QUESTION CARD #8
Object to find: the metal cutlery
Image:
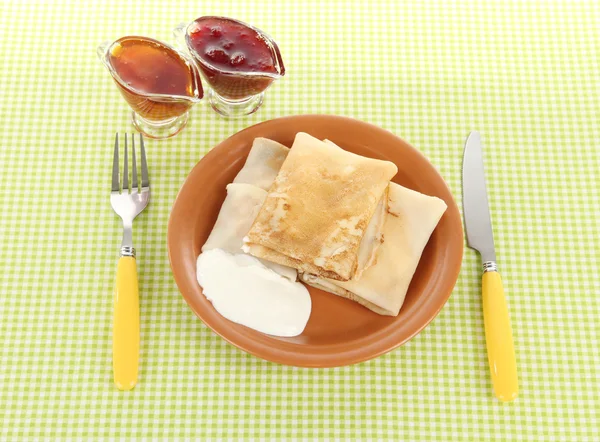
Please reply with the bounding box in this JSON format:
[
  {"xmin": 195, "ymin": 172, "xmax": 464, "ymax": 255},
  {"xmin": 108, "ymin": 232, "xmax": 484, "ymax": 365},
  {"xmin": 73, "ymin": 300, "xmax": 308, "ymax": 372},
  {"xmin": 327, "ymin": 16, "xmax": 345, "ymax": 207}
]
[
  {"xmin": 110, "ymin": 133, "xmax": 150, "ymax": 390},
  {"xmin": 462, "ymin": 131, "xmax": 518, "ymax": 402}
]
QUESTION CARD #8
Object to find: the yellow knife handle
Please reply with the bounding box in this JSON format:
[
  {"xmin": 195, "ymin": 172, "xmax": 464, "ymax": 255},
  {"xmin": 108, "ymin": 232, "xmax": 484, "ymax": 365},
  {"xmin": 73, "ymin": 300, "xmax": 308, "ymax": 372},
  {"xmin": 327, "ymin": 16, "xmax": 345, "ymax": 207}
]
[
  {"xmin": 112, "ymin": 256, "xmax": 140, "ymax": 391},
  {"xmin": 482, "ymin": 270, "xmax": 518, "ymax": 402}
]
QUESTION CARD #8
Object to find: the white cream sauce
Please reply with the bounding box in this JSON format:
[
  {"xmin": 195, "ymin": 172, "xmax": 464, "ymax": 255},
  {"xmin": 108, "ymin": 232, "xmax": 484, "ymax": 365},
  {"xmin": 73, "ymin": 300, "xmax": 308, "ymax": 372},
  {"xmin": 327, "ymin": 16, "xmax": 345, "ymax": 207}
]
[{"xmin": 196, "ymin": 249, "xmax": 311, "ymax": 337}]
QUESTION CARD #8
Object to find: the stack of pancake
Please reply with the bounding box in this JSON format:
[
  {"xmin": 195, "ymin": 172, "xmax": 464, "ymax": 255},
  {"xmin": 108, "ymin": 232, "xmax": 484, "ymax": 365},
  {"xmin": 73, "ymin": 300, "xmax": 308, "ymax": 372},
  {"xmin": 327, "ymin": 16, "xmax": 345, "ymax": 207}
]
[{"xmin": 203, "ymin": 133, "xmax": 447, "ymax": 316}]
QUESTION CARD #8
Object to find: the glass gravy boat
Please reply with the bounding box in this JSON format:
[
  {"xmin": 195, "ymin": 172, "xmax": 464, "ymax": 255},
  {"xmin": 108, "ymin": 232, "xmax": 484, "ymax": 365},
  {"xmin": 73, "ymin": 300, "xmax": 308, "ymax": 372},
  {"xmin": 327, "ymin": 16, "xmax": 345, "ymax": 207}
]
[
  {"xmin": 174, "ymin": 17, "xmax": 285, "ymax": 118},
  {"xmin": 97, "ymin": 36, "xmax": 203, "ymax": 139}
]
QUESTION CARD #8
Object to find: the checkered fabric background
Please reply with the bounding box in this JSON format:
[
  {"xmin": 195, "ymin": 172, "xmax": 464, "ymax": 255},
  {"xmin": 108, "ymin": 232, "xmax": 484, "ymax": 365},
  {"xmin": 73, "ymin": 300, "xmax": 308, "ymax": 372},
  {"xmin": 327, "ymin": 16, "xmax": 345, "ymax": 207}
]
[{"xmin": 1, "ymin": 0, "xmax": 599, "ymax": 440}]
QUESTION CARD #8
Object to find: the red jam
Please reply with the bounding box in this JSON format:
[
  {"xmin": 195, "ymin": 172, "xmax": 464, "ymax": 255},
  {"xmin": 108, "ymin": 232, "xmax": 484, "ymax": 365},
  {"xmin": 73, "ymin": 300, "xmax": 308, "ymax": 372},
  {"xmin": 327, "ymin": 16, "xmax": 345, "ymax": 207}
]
[
  {"xmin": 186, "ymin": 17, "xmax": 284, "ymax": 100},
  {"xmin": 187, "ymin": 18, "xmax": 277, "ymax": 74}
]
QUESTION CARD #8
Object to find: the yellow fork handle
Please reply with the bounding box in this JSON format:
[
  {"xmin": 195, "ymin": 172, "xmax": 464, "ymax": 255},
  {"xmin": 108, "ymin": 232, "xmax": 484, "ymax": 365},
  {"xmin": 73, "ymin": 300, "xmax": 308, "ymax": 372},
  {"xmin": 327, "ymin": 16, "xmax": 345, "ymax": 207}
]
[
  {"xmin": 482, "ymin": 271, "xmax": 518, "ymax": 402},
  {"xmin": 112, "ymin": 256, "xmax": 139, "ymax": 390}
]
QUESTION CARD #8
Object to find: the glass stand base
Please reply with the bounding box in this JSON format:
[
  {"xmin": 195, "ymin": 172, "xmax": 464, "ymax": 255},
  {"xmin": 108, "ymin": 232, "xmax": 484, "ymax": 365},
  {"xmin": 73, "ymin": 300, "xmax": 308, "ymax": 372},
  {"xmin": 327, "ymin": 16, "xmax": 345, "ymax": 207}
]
[
  {"xmin": 207, "ymin": 89, "xmax": 264, "ymax": 118},
  {"xmin": 131, "ymin": 112, "xmax": 188, "ymax": 139}
]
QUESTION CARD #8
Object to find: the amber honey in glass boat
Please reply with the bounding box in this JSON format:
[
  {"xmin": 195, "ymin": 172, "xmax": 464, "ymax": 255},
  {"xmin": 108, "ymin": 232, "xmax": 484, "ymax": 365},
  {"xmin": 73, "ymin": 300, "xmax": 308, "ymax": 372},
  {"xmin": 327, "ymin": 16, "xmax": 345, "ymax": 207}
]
[{"xmin": 98, "ymin": 36, "xmax": 203, "ymax": 139}]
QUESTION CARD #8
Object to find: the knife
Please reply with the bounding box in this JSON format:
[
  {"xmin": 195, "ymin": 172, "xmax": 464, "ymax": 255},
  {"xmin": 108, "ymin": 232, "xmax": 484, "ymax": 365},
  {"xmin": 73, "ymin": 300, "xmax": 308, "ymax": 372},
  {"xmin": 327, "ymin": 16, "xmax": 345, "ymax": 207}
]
[{"xmin": 462, "ymin": 131, "xmax": 518, "ymax": 402}]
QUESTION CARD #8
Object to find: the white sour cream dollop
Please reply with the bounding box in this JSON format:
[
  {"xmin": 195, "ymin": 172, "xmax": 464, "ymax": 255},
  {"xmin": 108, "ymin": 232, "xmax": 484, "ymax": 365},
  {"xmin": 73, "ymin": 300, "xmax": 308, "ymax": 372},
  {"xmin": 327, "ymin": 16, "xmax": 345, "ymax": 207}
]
[{"xmin": 196, "ymin": 249, "xmax": 311, "ymax": 337}]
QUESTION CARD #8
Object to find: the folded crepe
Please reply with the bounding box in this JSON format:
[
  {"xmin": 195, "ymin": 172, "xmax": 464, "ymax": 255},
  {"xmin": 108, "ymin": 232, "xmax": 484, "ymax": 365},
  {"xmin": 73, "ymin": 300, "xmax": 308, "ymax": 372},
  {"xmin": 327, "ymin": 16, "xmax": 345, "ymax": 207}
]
[
  {"xmin": 234, "ymin": 135, "xmax": 385, "ymax": 278},
  {"xmin": 232, "ymin": 137, "xmax": 290, "ymax": 191},
  {"xmin": 301, "ymin": 183, "xmax": 447, "ymax": 316},
  {"xmin": 244, "ymin": 132, "xmax": 398, "ymax": 281},
  {"xmin": 202, "ymin": 183, "xmax": 297, "ymax": 281},
  {"xmin": 355, "ymin": 189, "xmax": 387, "ymax": 279},
  {"xmin": 323, "ymin": 140, "xmax": 387, "ymax": 280}
]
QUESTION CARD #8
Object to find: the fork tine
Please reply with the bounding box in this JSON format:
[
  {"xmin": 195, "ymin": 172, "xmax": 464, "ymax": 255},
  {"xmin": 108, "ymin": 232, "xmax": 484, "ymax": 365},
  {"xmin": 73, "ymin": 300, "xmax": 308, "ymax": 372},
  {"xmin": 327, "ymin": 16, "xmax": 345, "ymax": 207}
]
[
  {"xmin": 112, "ymin": 133, "xmax": 120, "ymax": 192},
  {"xmin": 131, "ymin": 134, "xmax": 138, "ymax": 193},
  {"xmin": 140, "ymin": 134, "xmax": 150, "ymax": 189},
  {"xmin": 123, "ymin": 133, "xmax": 129, "ymax": 193}
]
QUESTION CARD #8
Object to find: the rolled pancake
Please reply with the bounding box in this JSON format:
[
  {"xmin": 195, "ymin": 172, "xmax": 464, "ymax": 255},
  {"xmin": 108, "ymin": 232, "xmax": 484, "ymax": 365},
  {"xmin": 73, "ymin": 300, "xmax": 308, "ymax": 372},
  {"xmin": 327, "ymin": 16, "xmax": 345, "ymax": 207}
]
[
  {"xmin": 323, "ymin": 140, "xmax": 387, "ymax": 280},
  {"xmin": 202, "ymin": 183, "xmax": 297, "ymax": 281},
  {"xmin": 301, "ymin": 183, "xmax": 447, "ymax": 316},
  {"xmin": 245, "ymin": 132, "xmax": 398, "ymax": 281},
  {"xmin": 355, "ymin": 189, "xmax": 387, "ymax": 279},
  {"xmin": 232, "ymin": 137, "xmax": 289, "ymax": 191}
]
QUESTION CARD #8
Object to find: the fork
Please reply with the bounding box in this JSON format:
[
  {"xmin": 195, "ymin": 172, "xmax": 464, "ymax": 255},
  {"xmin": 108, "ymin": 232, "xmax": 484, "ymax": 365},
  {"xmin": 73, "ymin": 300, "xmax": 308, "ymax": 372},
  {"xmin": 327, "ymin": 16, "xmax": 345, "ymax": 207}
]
[{"xmin": 110, "ymin": 133, "xmax": 150, "ymax": 390}]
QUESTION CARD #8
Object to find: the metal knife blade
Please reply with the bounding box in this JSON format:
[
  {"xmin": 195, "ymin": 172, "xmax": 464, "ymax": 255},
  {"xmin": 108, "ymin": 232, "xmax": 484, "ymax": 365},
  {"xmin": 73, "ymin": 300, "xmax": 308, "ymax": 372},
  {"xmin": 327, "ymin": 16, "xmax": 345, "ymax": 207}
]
[{"xmin": 462, "ymin": 131, "xmax": 496, "ymax": 263}]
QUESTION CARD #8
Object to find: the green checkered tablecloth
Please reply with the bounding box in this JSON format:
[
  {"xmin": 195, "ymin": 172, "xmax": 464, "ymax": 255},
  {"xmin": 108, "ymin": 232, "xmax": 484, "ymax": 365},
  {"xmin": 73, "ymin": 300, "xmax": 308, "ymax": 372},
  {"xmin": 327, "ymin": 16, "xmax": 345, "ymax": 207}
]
[{"xmin": 1, "ymin": 0, "xmax": 599, "ymax": 440}]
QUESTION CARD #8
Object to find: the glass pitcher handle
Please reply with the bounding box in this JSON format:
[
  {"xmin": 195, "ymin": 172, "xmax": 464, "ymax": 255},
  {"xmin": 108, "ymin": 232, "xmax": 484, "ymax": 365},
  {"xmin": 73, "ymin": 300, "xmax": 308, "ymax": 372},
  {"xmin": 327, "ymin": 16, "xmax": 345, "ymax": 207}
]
[
  {"xmin": 96, "ymin": 41, "xmax": 113, "ymax": 70},
  {"xmin": 172, "ymin": 23, "xmax": 189, "ymax": 52},
  {"xmin": 97, "ymin": 41, "xmax": 111, "ymax": 61}
]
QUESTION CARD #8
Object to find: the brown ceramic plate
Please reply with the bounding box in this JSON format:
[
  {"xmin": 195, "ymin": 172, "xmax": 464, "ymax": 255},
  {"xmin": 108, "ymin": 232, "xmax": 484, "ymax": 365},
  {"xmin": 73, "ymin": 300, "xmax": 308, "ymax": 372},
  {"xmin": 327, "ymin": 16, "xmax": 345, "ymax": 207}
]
[{"xmin": 168, "ymin": 115, "xmax": 463, "ymax": 367}]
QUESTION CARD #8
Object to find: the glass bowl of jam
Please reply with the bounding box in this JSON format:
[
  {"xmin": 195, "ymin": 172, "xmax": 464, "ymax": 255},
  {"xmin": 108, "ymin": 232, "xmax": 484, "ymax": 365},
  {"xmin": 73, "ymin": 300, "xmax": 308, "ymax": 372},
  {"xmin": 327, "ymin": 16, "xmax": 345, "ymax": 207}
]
[
  {"xmin": 174, "ymin": 17, "xmax": 285, "ymax": 118},
  {"xmin": 97, "ymin": 36, "xmax": 204, "ymax": 139}
]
